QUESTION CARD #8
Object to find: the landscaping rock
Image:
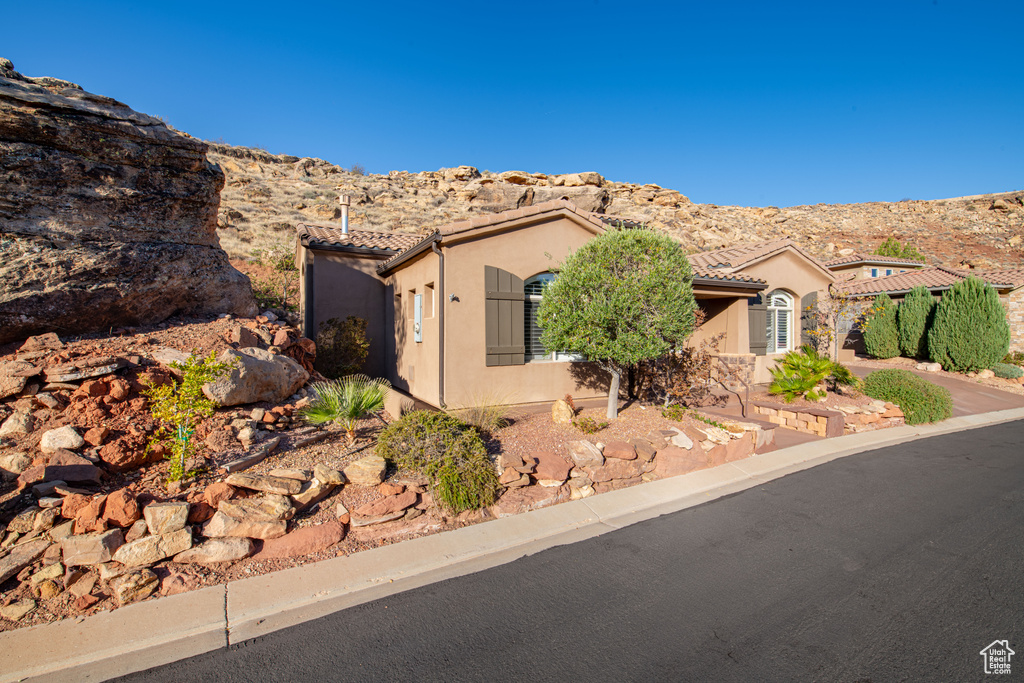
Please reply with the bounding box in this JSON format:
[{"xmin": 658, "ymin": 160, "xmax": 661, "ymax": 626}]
[
  {"xmin": 603, "ymin": 441, "xmax": 637, "ymax": 460},
  {"xmin": 40, "ymin": 425, "xmax": 86, "ymax": 453},
  {"xmin": 61, "ymin": 493, "xmax": 91, "ymax": 520},
  {"xmin": 723, "ymin": 434, "xmax": 755, "ymax": 462},
  {"xmin": 978, "ymin": 369, "xmax": 995, "ymax": 379},
  {"xmin": 36, "ymin": 578, "xmax": 62, "ymax": 600},
  {"xmin": 219, "ymin": 495, "xmax": 295, "ymax": 521},
  {"xmin": 354, "ymin": 491, "xmax": 418, "ymax": 517},
  {"xmin": 670, "ymin": 430, "xmax": 694, "ymax": 449},
  {"xmin": 143, "ymin": 501, "xmax": 190, "ymax": 535},
  {"xmin": 491, "ymin": 485, "xmax": 571, "ymax": 517},
  {"xmin": 30, "ymin": 561, "xmax": 64, "ymax": 584},
  {"xmin": 350, "ymin": 511, "xmax": 406, "ymax": 527},
  {"xmin": 102, "ymin": 488, "xmax": 141, "ymax": 528},
  {"xmin": 62, "ymin": 529, "xmax": 124, "ymax": 566},
  {"xmin": 0, "ymin": 452, "xmax": 32, "ymax": 480},
  {"xmin": 0, "ymin": 538, "xmax": 51, "ymax": 584},
  {"xmin": 49, "ymin": 520, "xmax": 74, "ymax": 542},
  {"xmin": 112, "ymin": 528, "xmax": 192, "ymax": 567},
  {"xmin": 203, "ymin": 511, "xmax": 287, "ymax": 540},
  {"xmin": 251, "ymin": 520, "xmax": 346, "ymax": 560},
  {"xmin": 74, "ymin": 495, "xmax": 108, "ymax": 534},
  {"xmin": 531, "ymin": 451, "xmax": 572, "ymax": 483},
  {"xmin": 204, "ymin": 429, "xmax": 237, "ymax": 453},
  {"xmin": 343, "ymin": 455, "xmax": 386, "ymax": 486},
  {"xmin": 567, "ymin": 440, "xmax": 603, "ymax": 468},
  {"xmin": 203, "ymin": 482, "xmax": 239, "ymax": 507},
  {"xmin": 33, "ymin": 507, "xmax": 60, "ymax": 532},
  {"xmin": 646, "ymin": 429, "xmax": 678, "ymax": 449},
  {"xmin": 202, "ymin": 347, "xmax": 309, "ymax": 406},
  {"xmin": 653, "ymin": 446, "xmax": 706, "ymax": 478},
  {"xmin": 629, "ymin": 438, "xmax": 658, "ymax": 462},
  {"xmin": 269, "ymin": 468, "xmax": 312, "ymax": 481},
  {"xmin": 313, "ymin": 463, "xmax": 344, "ymax": 485},
  {"xmin": 916, "ymin": 362, "xmax": 942, "ymax": 372},
  {"xmin": 291, "ymin": 480, "xmax": 337, "ymax": 511},
  {"xmin": 0, "ymin": 411, "xmax": 34, "ymax": 436},
  {"xmin": 125, "ymin": 518, "xmax": 149, "ymax": 543},
  {"xmin": 586, "ymin": 458, "xmax": 645, "ymax": 483},
  {"xmin": 112, "ymin": 569, "xmax": 159, "ymax": 605},
  {"xmin": 224, "ymin": 472, "xmax": 303, "ymax": 495},
  {"xmin": 0, "ymin": 600, "xmax": 36, "ymax": 621},
  {"xmin": 173, "ymin": 537, "xmax": 254, "ymax": 564},
  {"xmin": 9, "ymin": 506, "xmax": 41, "ymax": 533},
  {"xmin": 551, "ymin": 399, "xmax": 574, "ymax": 425}
]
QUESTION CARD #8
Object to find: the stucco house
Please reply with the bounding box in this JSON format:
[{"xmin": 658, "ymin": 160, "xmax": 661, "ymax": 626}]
[
  {"xmin": 296, "ymin": 201, "xmax": 837, "ymax": 409},
  {"xmin": 838, "ymin": 266, "xmax": 1024, "ymax": 353},
  {"xmin": 824, "ymin": 252, "xmax": 928, "ymax": 281}
]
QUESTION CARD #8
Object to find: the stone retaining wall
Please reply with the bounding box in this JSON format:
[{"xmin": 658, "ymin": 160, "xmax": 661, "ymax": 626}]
[{"xmin": 750, "ymin": 401, "xmax": 845, "ymax": 438}]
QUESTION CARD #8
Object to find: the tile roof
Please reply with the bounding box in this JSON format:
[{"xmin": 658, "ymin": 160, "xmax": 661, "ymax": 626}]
[
  {"xmin": 839, "ymin": 266, "xmax": 1023, "ymax": 296},
  {"xmin": 590, "ymin": 213, "xmax": 648, "ymax": 229},
  {"xmin": 436, "ymin": 199, "xmax": 608, "ymax": 237},
  {"xmin": 688, "ymin": 261, "xmax": 767, "ymax": 286},
  {"xmin": 824, "ymin": 253, "xmax": 929, "ymax": 267},
  {"xmin": 296, "ymin": 224, "xmax": 423, "ymax": 253},
  {"xmin": 688, "ymin": 238, "xmax": 834, "ymax": 280}
]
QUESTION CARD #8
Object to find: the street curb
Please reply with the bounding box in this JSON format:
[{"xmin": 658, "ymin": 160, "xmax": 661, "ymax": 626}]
[{"xmin": 4, "ymin": 406, "xmax": 1023, "ymax": 682}]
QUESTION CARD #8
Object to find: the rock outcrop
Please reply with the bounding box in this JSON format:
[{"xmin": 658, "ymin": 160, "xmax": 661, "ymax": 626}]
[{"xmin": 0, "ymin": 58, "xmax": 256, "ymax": 344}]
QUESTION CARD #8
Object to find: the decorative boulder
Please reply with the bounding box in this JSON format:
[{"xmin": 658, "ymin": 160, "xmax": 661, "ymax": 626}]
[{"xmin": 202, "ymin": 347, "xmax": 309, "ymax": 407}]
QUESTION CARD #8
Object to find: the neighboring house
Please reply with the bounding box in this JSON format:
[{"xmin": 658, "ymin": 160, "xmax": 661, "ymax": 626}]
[
  {"xmin": 296, "ymin": 202, "xmax": 835, "ymax": 409},
  {"xmin": 825, "ymin": 253, "xmax": 928, "ymax": 281},
  {"xmin": 838, "ymin": 266, "xmax": 1024, "ymax": 353}
]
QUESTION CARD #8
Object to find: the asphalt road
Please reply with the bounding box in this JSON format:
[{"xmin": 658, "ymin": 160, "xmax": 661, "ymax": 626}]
[{"xmin": 120, "ymin": 421, "xmax": 1024, "ymax": 682}]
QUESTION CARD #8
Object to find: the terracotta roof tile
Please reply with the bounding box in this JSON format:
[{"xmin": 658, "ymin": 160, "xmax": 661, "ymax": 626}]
[
  {"xmin": 824, "ymin": 253, "xmax": 929, "ymax": 267},
  {"xmin": 297, "ymin": 224, "xmax": 423, "ymax": 253},
  {"xmin": 688, "ymin": 261, "xmax": 767, "ymax": 286},
  {"xmin": 975, "ymin": 269, "xmax": 1024, "ymax": 288},
  {"xmin": 689, "ymin": 238, "xmax": 796, "ymax": 270},
  {"xmin": 836, "ymin": 265, "xmax": 1018, "ymax": 296},
  {"xmin": 437, "ymin": 199, "xmax": 607, "ymax": 237}
]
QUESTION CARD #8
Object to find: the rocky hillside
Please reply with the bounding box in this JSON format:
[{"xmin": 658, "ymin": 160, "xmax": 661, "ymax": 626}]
[
  {"xmin": 0, "ymin": 60, "xmax": 256, "ymax": 344},
  {"xmin": 210, "ymin": 144, "xmax": 1024, "ymax": 270}
]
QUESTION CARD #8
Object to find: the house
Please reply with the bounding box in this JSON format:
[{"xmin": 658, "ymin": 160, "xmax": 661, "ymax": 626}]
[
  {"xmin": 838, "ymin": 266, "xmax": 1024, "ymax": 352},
  {"xmin": 296, "ymin": 202, "xmax": 837, "ymax": 410},
  {"xmin": 825, "ymin": 253, "xmax": 928, "ymax": 281}
]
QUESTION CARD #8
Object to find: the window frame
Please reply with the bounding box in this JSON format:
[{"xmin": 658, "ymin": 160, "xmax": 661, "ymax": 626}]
[
  {"xmin": 523, "ymin": 273, "xmax": 583, "ymax": 363},
  {"xmin": 766, "ymin": 289, "xmax": 794, "ymax": 354}
]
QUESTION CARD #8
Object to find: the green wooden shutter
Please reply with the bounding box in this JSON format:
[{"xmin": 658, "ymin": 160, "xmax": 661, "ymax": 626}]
[
  {"xmin": 485, "ymin": 266, "xmax": 525, "ymax": 366},
  {"xmin": 748, "ymin": 293, "xmax": 768, "ymax": 356},
  {"xmin": 800, "ymin": 291, "xmax": 818, "ymax": 348}
]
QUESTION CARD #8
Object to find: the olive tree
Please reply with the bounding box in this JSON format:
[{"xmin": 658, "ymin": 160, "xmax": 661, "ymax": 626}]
[{"xmin": 537, "ymin": 228, "xmax": 697, "ymax": 419}]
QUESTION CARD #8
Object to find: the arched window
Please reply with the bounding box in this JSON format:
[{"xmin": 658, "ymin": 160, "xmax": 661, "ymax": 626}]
[
  {"xmin": 524, "ymin": 273, "xmax": 581, "ymax": 362},
  {"xmin": 766, "ymin": 290, "xmax": 793, "ymax": 354}
]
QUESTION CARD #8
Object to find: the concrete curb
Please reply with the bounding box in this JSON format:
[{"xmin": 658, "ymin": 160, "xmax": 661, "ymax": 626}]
[{"xmin": 4, "ymin": 406, "xmax": 1023, "ymax": 682}]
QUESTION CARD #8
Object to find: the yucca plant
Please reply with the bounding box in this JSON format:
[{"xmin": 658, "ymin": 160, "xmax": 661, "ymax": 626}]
[{"xmin": 301, "ymin": 375, "xmax": 391, "ymax": 443}]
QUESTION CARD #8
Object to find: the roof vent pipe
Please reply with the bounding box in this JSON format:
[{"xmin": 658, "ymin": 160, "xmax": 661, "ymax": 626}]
[{"xmin": 338, "ymin": 194, "xmax": 351, "ymax": 234}]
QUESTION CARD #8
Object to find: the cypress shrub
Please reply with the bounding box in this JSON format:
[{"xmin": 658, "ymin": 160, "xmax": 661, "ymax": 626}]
[
  {"xmin": 928, "ymin": 276, "xmax": 1010, "ymax": 372},
  {"xmin": 862, "ymin": 369, "xmax": 952, "ymax": 424},
  {"xmin": 863, "ymin": 293, "xmax": 900, "ymax": 359},
  {"xmin": 897, "ymin": 286, "xmax": 937, "ymax": 359}
]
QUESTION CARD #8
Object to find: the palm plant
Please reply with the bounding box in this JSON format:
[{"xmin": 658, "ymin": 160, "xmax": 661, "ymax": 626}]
[
  {"xmin": 768, "ymin": 345, "xmax": 834, "ymax": 402},
  {"xmin": 301, "ymin": 375, "xmax": 391, "ymax": 443}
]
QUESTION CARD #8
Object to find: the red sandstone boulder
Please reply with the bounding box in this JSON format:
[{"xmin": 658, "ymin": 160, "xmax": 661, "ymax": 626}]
[
  {"xmin": 203, "ymin": 482, "xmax": 238, "ymax": 508},
  {"xmin": 653, "ymin": 446, "xmax": 707, "ymax": 479},
  {"xmin": 354, "ymin": 491, "xmax": 418, "ymax": 517},
  {"xmin": 251, "ymin": 520, "xmax": 346, "ymax": 560},
  {"xmin": 102, "ymin": 488, "xmax": 141, "ymax": 527},
  {"xmin": 531, "ymin": 451, "xmax": 572, "ymax": 482},
  {"xmin": 603, "ymin": 441, "xmax": 637, "ymax": 460}
]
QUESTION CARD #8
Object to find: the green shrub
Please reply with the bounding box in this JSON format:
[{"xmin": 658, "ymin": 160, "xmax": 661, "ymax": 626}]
[
  {"xmin": 301, "ymin": 375, "xmax": 390, "ymax": 443},
  {"xmin": 768, "ymin": 345, "xmax": 861, "ymax": 402},
  {"xmin": 376, "ymin": 411, "xmax": 498, "ymax": 513},
  {"xmin": 863, "ymin": 293, "xmax": 900, "ymax": 359},
  {"xmin": 573, "ymin": 416, "xmax": 609, "ymax": 433},
  {"xmin": 315, "ymin": 316, "xmax": 370, "ymax": 379},
  {"xmin": 928, "ymin": 276, "xmax": 1011, "ymax": 372},
  {"xmin": 897, "ymin": 286, "xmax": 937, "ymax": 359},
  {"xmin": 874, "ymin": 237, "xmax": 926, "ymax": 262},
  {"xmin": 992, "ymin": 362, "xmax": 1024, "ymax": 379},
  {"xmin": 1003, "ymin": 351, "xmax": 1024, "ymax": 367},
  {"xmin": 862, "ymin": 369, "xmax": 952, "ymax": 424},
  {"xmin": 452, "ymin": 393, "xmax": 512, "ymax": 437}
]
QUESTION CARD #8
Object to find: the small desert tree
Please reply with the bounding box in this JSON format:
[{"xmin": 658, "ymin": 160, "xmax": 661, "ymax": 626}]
[
  {"xmin": 874, "ymin": 237, "xmax": 926, "ymax": 263},
  {"xmin": 537, "ymin": 227, "xmax": 697, "ymax": 420},
  {"xmin": 803, "ymin": 283, "xmax": 863, "ymax": 362},
  {"xmin": 928, "ymin": 276, "xmax": 1010, "ymax": 372},
  {"xmin": 897, "ymin": 285, "xmax": 937, "ymax": 359},
  {"xmin": 862, "ymin": 293, "xmax": 900, "ymax": 359}
]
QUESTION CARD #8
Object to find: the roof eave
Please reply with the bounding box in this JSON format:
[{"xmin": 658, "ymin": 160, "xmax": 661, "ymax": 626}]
[{"xmin": 377, "ymin": 232, "xmax": 441, "ymax": 275}]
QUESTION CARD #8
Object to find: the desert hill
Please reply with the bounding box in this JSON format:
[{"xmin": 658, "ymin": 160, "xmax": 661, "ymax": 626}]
[{"xmin": 208, "ymin": 143, "xmax": 1024, "ymax": 270}]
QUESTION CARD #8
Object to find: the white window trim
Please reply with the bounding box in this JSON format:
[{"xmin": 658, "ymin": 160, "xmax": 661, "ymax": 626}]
[
  {"xmin": 766, "ymin": 290, "xmax": 793, "ymax": 354},
  {"xmin": 524, "ymin": 273, "xmax": 582, "ymax": 363}
]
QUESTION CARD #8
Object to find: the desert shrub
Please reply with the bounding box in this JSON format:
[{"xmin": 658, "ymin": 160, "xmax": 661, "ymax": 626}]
[
  {"xmin": 873, "ymin": 237, "xmax": 926, "ymax": 262},
  {"xmin": 928, "ymin": 276, "xmax": 1011, "ymax": 372},
  {"xmin": 639, "ymin": 309, "xmax": 725, "ymax": 408},
  {"xmin": 992, "ymin": 362, "xmax": 1024, "ymax": 379},
  {"xmin": 768, "ymin": 345, "xmax": 860, "ymax": 402},
  {"xmin": 250, "ymin": 246, "xmax": 299, "ymax": 312},
  {"xmin": 376, "ymin": 411, "xmax": 498, "ymax": 513},
  {"xmin": 897, "ymin": 286, "xmax": 937, "ymax": 359},
  {"xmin": 452, "ymin": 393, "xmax": 511, "ymax": 437},
  {"xmin": 1002, "ymin": 351, "xmax": 1024, "ymax": 367},
  {"xmin": 863, "ymin": 293, "xmax": 900, "ymax": 359},
  {"xmin": 573, "ymin": 416, "xmax": 609, "ymax": 433},
  {"xmin": 301, "ymin": 375, "xmax": 390, "ymax": 443},
  {"xmin": 862, "ymin": 369, "xmax": 952, "ymax": 424},
  {"xmin": 144, "ymin": 352, "xmax": 233, "ymax": 482},
  {"xmin": 316, "ymin": 316, "xmax": 370, "ymax": 379}
]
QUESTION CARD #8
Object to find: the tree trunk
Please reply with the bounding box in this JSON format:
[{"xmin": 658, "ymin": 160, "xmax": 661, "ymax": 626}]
[{"xmin": 606, "ymin": 368, "xmax": 620, "ymax": 420}]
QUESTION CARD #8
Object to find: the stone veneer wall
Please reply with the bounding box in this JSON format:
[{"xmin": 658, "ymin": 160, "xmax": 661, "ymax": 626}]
[
  {"xmin": 751, "ymin": 401, "xmax": 845, "ymax": 438},
  {"xmin": 716, "ymin": 353, "xmax": 756, "ymax": 392}
]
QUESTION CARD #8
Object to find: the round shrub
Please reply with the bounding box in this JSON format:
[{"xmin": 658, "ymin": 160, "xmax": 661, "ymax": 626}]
[
  {"xmin": 863, "ymin": 293, "xmax": 900, "ymax": 359},
  {"xmin": 862, "ymin": 369, "xmax": 952, "ymax": 425},
  {"xmin": 992, "ymin": 362, "xmax": 1024, "ymax": 379},
  {"xmin": 897, "ymin": 286, "xmax": 937, "ymax": 359},
  {"xmin": 375, "ymin": 411, "xmax": 499, "ymax": 513},
  {"xmin": 928, "ymin": 276, "xmax": 1010, "ymax": 372}
]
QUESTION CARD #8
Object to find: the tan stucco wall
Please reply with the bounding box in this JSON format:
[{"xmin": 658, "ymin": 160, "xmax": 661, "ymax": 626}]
[
  {"xmin": 385, "ymin": 250, "xmax": 442, "ymax": 406},
  {"xmin": 692, "ymin": 296, "xmax": 749, "ymax": 354},
  {"xmin": 829, "ymin": 263, "xmax": 918, "ymax": 281},
  {"xmin": 301, "ymin": 248, "xmax": 390, "ymax": 378},
  {"xmin": 743, "ymin": 251, "xmax": 835, "ymax": 384},
  {"xmin": 437, "ymin": 215, "xmax": 608, "ymax": 409}
]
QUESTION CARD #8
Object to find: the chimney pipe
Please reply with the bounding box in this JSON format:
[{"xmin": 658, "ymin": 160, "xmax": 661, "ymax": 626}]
[{"xmin": 338, "ymin": 194, "xmax": 351, "ymax": 234}]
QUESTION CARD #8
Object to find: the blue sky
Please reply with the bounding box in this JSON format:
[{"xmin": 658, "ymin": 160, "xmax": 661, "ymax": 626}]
[{"xmin": 5, "ymin": 1, "xmax": 1021, "ymax": 207}]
